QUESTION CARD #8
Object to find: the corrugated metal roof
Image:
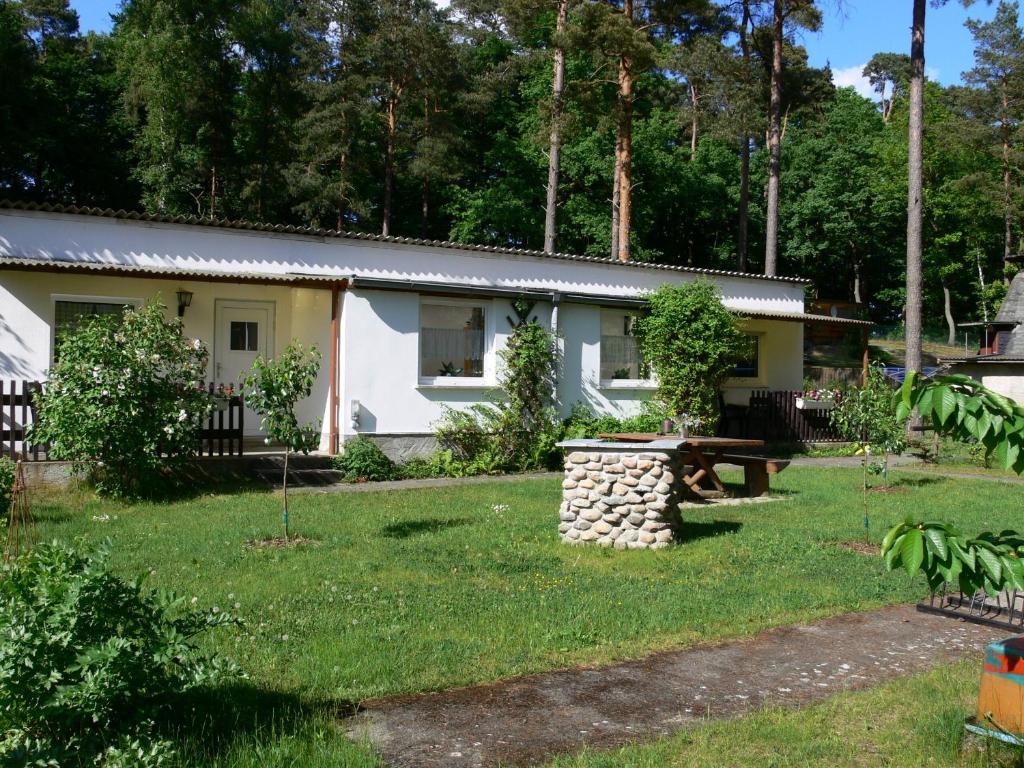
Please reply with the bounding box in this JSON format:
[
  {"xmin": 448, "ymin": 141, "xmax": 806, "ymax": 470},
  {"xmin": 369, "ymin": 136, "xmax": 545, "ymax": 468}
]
[
  {"xmin": 743, "ymin": 309, "xmax": 873, "ymax": 326},
  {"xmin": 0, "ymin": 255, "xmax": 345, "ymax": 287},
  {"xmin": 0, "ymin": 199, "xmax": 809, "ymax": 285}
]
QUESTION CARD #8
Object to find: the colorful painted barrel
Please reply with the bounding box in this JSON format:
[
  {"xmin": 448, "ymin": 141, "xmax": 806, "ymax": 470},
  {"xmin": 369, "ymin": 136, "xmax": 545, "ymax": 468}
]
[{"xmin": 979, "ymin": 636, "xmax": 1024, "ymax": 734}]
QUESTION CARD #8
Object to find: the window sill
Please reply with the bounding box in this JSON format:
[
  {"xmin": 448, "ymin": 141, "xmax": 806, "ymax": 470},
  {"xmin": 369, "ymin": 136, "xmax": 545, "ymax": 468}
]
[
  {"xmin": 417, "ymin": 377, "xmax": 498, "ymax": 389},
  {"xmin": 599, "ymin": 379, "xmax": 659, "ymax": 391}
]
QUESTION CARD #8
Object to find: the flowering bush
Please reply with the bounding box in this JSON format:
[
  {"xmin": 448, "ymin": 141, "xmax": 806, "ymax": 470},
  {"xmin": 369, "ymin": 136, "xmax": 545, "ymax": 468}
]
[
  {"xmin": 0, "ymin": 540, "xmax": 240, "ymax": 766},
  {"xmin": 31, "ymin": 302, "xmax": 211, "ymax": 498}
]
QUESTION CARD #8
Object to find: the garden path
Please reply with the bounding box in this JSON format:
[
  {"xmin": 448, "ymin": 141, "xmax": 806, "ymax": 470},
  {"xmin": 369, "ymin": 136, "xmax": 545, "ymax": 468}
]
[{"xmin": 349, "ymin": 604, "xmax": 1003, "ymax": 767}]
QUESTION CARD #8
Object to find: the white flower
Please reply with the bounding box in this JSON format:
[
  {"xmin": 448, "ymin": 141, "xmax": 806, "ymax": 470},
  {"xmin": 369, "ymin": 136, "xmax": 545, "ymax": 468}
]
[
  {"xmin": 163, "ymin": 425, "xmax": 174, "ymax": 435},
  {"xmin": 492, "ymin": 503, "xmax": 509, "ymax": 514},
  {"xmin": 91, "ymin": 514, "xmax": 110, "ymax": 523},
  {"xmin": 178, "ymin": 409, "xmax": 188, "ymax": 422}
]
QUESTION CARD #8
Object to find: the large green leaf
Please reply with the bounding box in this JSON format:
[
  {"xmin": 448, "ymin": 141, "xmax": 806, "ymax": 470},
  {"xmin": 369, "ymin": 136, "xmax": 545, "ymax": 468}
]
[
  {"xmin": 923, "ymin": 527, "xmax": 948, "ymax": 561},
  {"xmin": 901, "ymin": 529, "xmax": 925, "ymax": 577},
  {"xmin": 994, "ymin": 437, "xmax": 1020, "ymax": 471},
  {"xmin": 884, "ymin": 533, "xmax": 907, "ymax": 571},
  {"xmin": 951, "ymin": 540, "xmax": 976, "ymax": 571},
  {"xmin": 917, "ymin": 387, "xmax": 935, "ymax": 418},
  {"xmin": 902, "ymin": 372, "xmax": 918, "ymax": 409},
  {"xmin": 977, "ymin": 546, "xmax": 1003, "ymax": 584},
  {"xmin": 934, "ymin": 386, "xmax": 956, "ymax": 425}
]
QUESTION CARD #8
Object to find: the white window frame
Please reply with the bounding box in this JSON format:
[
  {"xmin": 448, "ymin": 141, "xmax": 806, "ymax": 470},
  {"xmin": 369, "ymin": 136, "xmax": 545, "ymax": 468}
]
[
  {"xmin": 51, "ymin": 294, "xmax": 144, "ymax": 364},
  {"xmin": 724, "ymin": 331, "xmax": 766, "ymax": 387},
  {"xmin": 598, "ymin": 308, "xmax": 657, "ymax": 390},
  {"xmin": 417, "ymin": 296, "xmax": 497, "ymax": 388}
]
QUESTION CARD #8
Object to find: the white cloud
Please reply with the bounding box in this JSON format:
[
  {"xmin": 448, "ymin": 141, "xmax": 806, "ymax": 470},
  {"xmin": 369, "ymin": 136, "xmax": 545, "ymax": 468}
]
[{"xmin": 832, "ymin": 64, "xmax": 876, "ymax": 99}]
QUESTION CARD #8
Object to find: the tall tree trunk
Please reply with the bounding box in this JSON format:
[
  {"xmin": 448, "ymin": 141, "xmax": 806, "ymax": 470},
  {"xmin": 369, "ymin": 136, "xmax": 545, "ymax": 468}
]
[
  {"xmin": 942, "ymin": 282, "xmax": 955, "ymax": 347},
  {"xmin": 737, "ymin": 0, "xmax": 751, "ymax": 272},
  {"xmin": 905, "ymin": 0, "xmax": 926, "ymax": 376},
  {"xmin": 763, "ymin": 0, "xmax": 783, "ymax": 277},
  {"xmin": 689, "ymin": 82, "xmax": 699, "ymax": 159},
  {"xmin": 421, "ymin": 177, "xmax": 430, "ymax": 238},
  {"xmin": 1003, "ymin": 89, "xmax": 1013, "ymax": 283},
  {"xmin": 611, "ymin": 137, "xmax": 621, "ymax": 259},
  {"xmin": 383, "ymin": 94, "xmax": 398, "ymax": 237},
  {"xmin": 337, "ymin": 150, "xmax": 348, "ymax": 232},
  {"xmin": 210, "ymin": 165, "xmax": 217, "ymax": 220},
  {"xmin": 544, "ymin": 0, "xmax": 568, "ymax": 253},
  {"xmin": 615, "ymin": 0, "xmax": 634, "ymax": 262}
]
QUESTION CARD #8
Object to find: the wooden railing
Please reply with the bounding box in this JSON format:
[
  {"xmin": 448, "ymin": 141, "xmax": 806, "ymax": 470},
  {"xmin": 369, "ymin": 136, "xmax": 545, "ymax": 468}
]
[
  {"xmin": 197, "ymin": 382, "xmax": 245, "ymax": 457},
  {"xmin": 1, "ymin": 380, "xmax": 44, "ymax": 460},
  {"xmin": 1, "ymin": 380, "xmax": 245, "ymax": 460}
]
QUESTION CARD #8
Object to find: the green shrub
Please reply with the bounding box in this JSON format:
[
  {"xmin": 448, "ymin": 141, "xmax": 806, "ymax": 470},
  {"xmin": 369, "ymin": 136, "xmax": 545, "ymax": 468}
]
[
  {"xmin": 398, "ymin": 449, "xmax": 470, "ymax": 479},
  {"xmin": 632, "ymin": 281, "xmax": 747, "ymax": 427},
  {"xmin": 561, "ymin": 401, "xmax": 671, "ymax": 439},
  {"xmin": 31, "ymin": 302, "xmax": 211, "ymax": 498},
  {"xmin": 0, "ymin": 540, "xmax": 239, "ymax": 766},
  {"xmin": 334, "ymin": 436, "xmax": 396, "ymax": 481},
  {"xmin": 0, "ymin": 457, "xmax": 14, "ymax": 517}
]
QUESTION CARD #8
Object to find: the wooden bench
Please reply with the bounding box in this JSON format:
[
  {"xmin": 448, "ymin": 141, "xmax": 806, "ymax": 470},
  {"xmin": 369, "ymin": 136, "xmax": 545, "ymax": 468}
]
[{"xmin": 719, "ymin": 454, "xmax": 790, "ymax": 497}]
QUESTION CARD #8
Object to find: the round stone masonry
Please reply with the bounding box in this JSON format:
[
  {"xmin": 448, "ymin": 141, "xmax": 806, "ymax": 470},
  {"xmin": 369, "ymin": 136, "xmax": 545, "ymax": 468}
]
[{"xmin": 556, "ymin": 438, "xmax": 686, "ymax": 550}]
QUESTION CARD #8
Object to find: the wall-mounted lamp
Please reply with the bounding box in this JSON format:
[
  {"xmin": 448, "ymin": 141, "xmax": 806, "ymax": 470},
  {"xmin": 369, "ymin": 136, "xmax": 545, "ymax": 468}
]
[{"xmin": 176, "ymin": 289, "xmax": 193, "ymax": 318}]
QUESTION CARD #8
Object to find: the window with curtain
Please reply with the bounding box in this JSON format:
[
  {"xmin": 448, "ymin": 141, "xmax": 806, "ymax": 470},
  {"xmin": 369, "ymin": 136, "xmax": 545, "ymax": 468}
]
[
  {"xmin": 420, "ymin": 302, "xmax": 486, "ymax": 378},
  {"xmin": 600, "ymin": 309, "xmax": 648, "ymax": 381}
]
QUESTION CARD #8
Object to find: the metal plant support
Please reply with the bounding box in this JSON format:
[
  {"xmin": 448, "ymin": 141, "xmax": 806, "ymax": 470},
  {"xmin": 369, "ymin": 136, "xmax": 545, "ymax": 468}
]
[
  {"xmin": 918, "ymin": 586, "xmax": 1024, "ymax": 632},
  {"xmin": 5, "ymin": 460, "xmax": 35, "ymax": 561}
]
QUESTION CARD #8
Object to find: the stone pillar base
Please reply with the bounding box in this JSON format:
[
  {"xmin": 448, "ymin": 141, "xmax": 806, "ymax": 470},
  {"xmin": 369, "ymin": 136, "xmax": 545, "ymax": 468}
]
[{"xmin": 558, "ymin": 448, "xmax": 684, "ymax": 550}]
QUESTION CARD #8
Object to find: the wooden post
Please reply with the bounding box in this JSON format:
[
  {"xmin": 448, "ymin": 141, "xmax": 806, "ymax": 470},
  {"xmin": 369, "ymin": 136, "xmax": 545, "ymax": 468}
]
[
  {"xmin": 329, "ymin": 283, "xmax": 341, "ymax": 455},
  {"xmin": 861, "ymin": 326, "xmax": 869, "ymax": 386}
]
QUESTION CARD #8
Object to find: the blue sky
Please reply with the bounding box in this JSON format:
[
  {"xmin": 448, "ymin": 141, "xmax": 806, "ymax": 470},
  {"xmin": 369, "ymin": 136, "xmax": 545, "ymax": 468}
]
[{"xmin": 69, "ymin": 0, "xmax": 998, "ymax": 93}]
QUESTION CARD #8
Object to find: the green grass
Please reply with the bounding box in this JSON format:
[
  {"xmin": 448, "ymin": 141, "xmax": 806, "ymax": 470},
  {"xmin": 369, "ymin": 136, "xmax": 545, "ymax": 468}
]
[
  {"xmin": 28, "ymin": 467, "xmax": 1024, "ymax": 765},
  {"xmin": 546, "ymin": 661, "xmax": 1024, "ymax": 767}
]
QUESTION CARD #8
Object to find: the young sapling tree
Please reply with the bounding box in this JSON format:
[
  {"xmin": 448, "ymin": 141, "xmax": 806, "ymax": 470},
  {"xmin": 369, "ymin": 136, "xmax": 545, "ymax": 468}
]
[{"xmin": 243, "ymin": 342, "xmax": 322, "ymax": 540}]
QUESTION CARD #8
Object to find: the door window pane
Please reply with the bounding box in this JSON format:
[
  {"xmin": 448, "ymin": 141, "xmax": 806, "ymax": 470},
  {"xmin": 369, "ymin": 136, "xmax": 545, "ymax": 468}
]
[
  {"xmin": 733, "ymin": 334, "xmax": 760, "ymax": 377},
  {"xmin": 420, "ymin": 304, "xmax": 486, "ymax": 377},
  {"xmin": 230, "ymin": 321, "xmax": 259, "ymax": 352},
  {"xmin": 600, "ymin": 310, "xmax": 647, "ymax": 380}
]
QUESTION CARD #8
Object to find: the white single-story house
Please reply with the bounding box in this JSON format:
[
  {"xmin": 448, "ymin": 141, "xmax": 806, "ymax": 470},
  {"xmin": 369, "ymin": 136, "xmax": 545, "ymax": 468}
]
[{"xmin": 0, "ymin": 201, "xmax": 867, "ymax": 459}]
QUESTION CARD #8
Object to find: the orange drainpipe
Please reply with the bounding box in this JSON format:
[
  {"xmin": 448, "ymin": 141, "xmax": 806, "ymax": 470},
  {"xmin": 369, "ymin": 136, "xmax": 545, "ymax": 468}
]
[{"xmin": 329, "ymin": 282, "xmax": 344, "ymax": 455}]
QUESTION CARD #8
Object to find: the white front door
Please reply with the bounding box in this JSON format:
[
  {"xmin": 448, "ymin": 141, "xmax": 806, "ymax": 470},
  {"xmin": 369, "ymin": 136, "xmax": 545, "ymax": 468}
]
[{"xmin": 214, "ymin": 300, "xmax": 274, "ymax": 434}]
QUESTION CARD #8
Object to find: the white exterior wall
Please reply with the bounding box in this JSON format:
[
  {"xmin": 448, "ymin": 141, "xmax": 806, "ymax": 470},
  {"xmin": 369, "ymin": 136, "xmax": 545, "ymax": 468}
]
[
  {"xmin": 0, "ymin": 271, "xmax": 335, "ymax": 444},
  {"xmin": 953, "ymin": 365, "xmax": 1024, "ymax": 404}
]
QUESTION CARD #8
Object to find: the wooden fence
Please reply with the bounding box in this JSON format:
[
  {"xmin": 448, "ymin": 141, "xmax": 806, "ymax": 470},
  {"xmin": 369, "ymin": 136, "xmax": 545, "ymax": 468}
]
[
  {"xmin": 1, "ymin": 380, "xmax": 245, "ymax": 460},
  {"xmin": 742, "ymin": 389, "xmax": 845, "ymax": 443}
]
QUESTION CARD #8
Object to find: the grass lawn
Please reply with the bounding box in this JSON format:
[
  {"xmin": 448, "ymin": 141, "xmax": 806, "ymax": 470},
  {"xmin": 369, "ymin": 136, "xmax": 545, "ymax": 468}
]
[
  {"xmin": 28, "ymin": 466, "xmax": 1024, "ymax": 766},
  {"xmin": 546, "ymin": 661, "xmax": 1024, "ymax": 767}
]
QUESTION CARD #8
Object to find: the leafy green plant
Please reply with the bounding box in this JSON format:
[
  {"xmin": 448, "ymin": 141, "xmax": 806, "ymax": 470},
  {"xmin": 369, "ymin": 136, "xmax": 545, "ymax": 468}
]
[
  {"xmin": 561, "ymin": 401, "xmax": 672, "ymax": 439},
  {"xmin": 0, "ymin": 540, "xmax": 239, "ymax": 766},
  {"xmin": 896, "ymin": 371, "xmax": 1024, "ymax": 473},
  {"xmin": 830, "ymin": 366, "xmax": 906, "ymax": 539},
  {"xmin": 433, "ymin": 318, "xmax": 559, "ymax": 473},
  {"xmin": 881, "ymin": 519, "xmax": 1024, "ymax": 596},
  {"xmin": 632, "ymin": 281, "xmax": 747, "ymax": 427},
  {"xmin": 398, "ymin": 449, "xmax": 469, "ymax": 479},
  {"xmin": 243, "ymin": 342, "xmax": 322, "ymax": 540},
  {"xmin": 31, "ymin": 301, "xmax": 211, "ymax": 498},
  {"xmin": 438, "ymin": 362, "xmax": 463, "ymax": 377},
  {"xmin": 334, "ymin": 437, "xmax": 396, "ymax": 482},
  {"xmin": 0, "ymin": 456, "xmax": 14, "ymax": 517}
]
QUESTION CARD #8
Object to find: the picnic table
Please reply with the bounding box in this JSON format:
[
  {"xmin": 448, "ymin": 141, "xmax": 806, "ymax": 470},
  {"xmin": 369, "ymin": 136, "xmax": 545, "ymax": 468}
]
[{"xmin": 596, "ymin": 434, "xmax": 768, "ymax": 498}]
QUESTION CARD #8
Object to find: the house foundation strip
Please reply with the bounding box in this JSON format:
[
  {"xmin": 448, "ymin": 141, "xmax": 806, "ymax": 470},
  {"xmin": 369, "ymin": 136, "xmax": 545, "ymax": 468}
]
[{"xmin": 556, "ymin": 439, "xmax": 685, "ymax": 550}]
